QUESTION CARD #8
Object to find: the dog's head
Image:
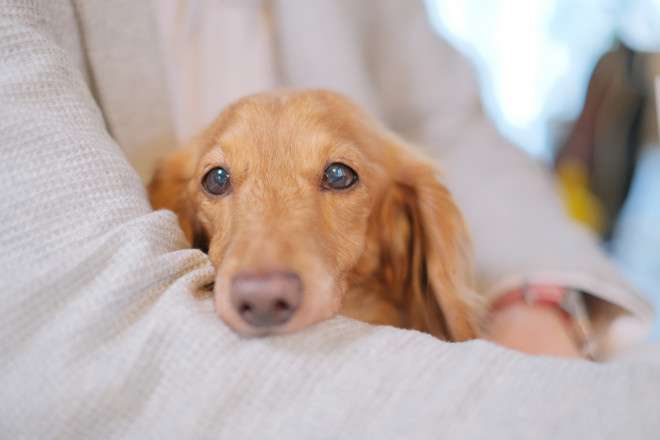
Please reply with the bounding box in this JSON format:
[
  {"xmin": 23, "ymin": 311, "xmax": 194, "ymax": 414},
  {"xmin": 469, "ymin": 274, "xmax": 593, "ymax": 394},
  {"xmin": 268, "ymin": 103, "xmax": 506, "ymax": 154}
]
[{"xmin": 149, "ymin": 90, "xmax": 481, "ymax": 339}]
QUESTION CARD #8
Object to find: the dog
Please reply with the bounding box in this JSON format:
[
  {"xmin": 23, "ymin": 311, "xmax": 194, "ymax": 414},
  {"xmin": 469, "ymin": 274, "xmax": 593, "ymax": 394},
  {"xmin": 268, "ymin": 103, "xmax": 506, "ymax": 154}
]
[{"xmin": 148, "ymin": 89, "xmax": 483, "ymax": 340}]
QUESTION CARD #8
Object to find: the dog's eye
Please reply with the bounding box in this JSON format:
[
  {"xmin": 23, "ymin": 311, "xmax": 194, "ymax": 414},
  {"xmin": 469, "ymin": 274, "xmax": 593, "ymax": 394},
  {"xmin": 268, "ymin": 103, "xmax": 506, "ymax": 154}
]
[
  {"xmin": 202, "ymin": 167, "xmax": 231, "ymax": 195},
  {"xmin": 322, "ymin": 163, "xmax": 358, "ymax": 190}
]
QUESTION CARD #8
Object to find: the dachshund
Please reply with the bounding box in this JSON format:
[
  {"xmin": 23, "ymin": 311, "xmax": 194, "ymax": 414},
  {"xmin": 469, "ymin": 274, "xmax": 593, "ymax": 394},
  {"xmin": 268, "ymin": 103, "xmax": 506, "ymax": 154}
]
[{"xmin": 148, "ymin": 89, "xmax": 483, "ymax": 340}]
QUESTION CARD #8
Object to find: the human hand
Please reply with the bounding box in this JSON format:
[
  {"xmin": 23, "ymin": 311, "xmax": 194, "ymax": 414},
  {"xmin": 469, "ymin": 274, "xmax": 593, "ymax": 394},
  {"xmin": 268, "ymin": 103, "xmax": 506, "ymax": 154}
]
[{"xmin": 484, "ymin": 301, "xmax": 587, "ymax": 359}]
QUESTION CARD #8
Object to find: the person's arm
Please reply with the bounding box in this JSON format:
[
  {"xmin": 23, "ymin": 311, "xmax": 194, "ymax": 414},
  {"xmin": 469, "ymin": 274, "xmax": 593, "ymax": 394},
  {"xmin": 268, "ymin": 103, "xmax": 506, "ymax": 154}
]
[
  {"xmin": 366, "ymin": 0, "xmax": 653, "ymax": 359},
  {"xmin": 486, "ymin": 302, "xmax": 585, "ymax": 358}
]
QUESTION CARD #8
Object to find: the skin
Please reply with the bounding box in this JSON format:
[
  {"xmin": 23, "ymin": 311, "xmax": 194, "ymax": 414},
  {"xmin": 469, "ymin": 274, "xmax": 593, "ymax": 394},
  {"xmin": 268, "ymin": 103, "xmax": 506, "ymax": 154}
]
[{"xmin": 486, "ymin": 303, "xmax": 586, "ymax": 359}]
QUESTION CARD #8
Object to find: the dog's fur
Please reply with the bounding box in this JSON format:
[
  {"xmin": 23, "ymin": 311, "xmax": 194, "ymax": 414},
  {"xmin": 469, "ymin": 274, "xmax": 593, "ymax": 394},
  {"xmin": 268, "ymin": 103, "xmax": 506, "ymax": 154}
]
[{"xmin": 149, "ymin": 89, "xmax": 483, "ymax": 340}]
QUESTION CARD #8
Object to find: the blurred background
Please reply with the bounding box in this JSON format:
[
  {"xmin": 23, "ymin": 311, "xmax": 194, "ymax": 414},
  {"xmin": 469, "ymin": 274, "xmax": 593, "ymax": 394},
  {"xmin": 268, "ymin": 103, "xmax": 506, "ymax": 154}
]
[{"xmin": 425, "ymin": 0, "xmax": 660, "ymax": 339}]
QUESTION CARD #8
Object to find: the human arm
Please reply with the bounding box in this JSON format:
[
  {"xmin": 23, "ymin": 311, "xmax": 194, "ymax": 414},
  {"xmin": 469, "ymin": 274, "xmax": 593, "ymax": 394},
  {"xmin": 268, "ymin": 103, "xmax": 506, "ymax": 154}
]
[{"xmin": 486, "ymin": 302, "xmax": 585, "ymax": 358}]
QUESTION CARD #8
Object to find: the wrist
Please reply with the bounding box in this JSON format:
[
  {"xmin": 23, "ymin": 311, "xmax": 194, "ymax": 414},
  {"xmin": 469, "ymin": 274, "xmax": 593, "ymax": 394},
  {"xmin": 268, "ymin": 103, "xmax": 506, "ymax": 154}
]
[
  {"xmin": 487, "ymin": 301, "xmax": 584, "ymax": 358},
  {"xmin": 489, "ymin": 283, "xmax": 596, "ymax": 359}
]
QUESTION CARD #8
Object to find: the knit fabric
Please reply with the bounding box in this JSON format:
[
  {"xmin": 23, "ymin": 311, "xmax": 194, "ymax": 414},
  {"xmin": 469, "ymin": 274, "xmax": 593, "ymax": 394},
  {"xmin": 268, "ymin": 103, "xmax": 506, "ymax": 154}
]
[{"xmin": 1, "ymin": 1, "xmax": 659, "ymax": 438}]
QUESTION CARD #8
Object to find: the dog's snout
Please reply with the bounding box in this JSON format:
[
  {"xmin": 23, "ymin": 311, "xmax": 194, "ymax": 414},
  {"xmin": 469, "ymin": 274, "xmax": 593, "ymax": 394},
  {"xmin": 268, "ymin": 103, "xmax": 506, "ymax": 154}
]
[{"xmin": 230, "ymin": 272, "xmax": 302, "ymax": 328}]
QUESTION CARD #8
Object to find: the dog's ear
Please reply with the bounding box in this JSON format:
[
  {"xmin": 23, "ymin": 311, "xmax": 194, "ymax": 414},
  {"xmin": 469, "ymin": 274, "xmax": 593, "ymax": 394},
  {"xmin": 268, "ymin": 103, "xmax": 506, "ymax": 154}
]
[
  {"xmin": 376, "ymin": 147, "xmax": 483, "ymax": 341},
  {"xmin": 148, "ymin": 141, "xmax": 210, "ymax": 252}
]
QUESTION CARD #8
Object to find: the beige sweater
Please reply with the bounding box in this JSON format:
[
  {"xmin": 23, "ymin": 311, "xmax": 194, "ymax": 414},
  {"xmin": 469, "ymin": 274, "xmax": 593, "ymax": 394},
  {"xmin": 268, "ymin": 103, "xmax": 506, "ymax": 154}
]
[{"xmin": 0, "ymin": 0, "xmax": 658, "ymax": 438}]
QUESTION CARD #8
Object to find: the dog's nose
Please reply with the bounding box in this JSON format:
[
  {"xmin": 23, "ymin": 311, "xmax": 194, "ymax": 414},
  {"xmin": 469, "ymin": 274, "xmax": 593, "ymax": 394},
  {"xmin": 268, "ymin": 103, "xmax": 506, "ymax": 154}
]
[{"xmin": 230, "ymin": 272, "xmax": 302, "ymax": 328}]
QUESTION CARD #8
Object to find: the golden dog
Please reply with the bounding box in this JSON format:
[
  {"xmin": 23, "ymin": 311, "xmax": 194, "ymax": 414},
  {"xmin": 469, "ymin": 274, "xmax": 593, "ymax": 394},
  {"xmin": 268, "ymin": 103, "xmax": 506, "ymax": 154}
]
[{"xmin": 149, "ymin": 89, "xmax": 483, "ymax": 340}]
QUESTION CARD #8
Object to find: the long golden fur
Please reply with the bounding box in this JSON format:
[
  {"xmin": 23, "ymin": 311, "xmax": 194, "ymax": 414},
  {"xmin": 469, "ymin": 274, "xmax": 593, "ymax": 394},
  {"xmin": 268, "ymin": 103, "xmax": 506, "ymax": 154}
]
[{"xmin": 149, "ymin": 89, "xmax": 483, "ymax": 340}]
